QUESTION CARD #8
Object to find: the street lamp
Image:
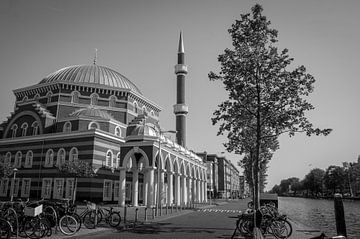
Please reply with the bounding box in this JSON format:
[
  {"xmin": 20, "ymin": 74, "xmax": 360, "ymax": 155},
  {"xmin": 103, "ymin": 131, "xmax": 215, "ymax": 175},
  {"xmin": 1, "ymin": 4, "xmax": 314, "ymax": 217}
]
[
  {"xmin": 10, "ymin": 168, "xmax": 18, "ymax": 202},
  {"xmin": 156, "ymin": 129, "xmax": 176, "ymax": 216}
]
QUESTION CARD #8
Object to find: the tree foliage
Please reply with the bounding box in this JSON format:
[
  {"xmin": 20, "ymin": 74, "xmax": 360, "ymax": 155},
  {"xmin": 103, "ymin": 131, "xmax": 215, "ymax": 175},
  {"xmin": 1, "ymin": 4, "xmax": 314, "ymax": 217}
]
[
  {"xmin": 303, "ymin": 168, "xmax": 325, "ymax": 196},
  {"xmin": 323, "ymin": 165, "xmax": 346, "ymax": 194},
  {"xmin": 209, "ymin": 4, "xmax": 331, "ymax": 209}
]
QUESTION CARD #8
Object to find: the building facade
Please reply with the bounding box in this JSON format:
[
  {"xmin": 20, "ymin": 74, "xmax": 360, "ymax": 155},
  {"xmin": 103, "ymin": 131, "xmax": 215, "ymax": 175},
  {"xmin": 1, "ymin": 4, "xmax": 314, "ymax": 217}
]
[{"xmin": 0, "ymin": 34, "xmax": 207, "ymax": 206}]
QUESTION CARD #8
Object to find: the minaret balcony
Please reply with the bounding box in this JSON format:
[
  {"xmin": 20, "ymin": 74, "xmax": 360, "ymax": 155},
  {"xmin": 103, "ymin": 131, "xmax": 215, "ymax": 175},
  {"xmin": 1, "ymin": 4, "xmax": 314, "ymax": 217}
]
[
  {"xmin": 175, "ymin": 64, "xmax": 188, "ymax": 74},
  {"xmin": 173, "ymin": 104, "xmax": 189, "ymax": 114}
]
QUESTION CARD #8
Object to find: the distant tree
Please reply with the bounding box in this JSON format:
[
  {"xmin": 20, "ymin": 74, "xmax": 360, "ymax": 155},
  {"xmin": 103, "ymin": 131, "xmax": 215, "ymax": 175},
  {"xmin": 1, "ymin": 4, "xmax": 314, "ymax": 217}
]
[
  {"xmin": 323, "ymin": 165, "xmax": 346, "ymax": 194},
  {"xmin": 59, "ymin": 160, "xmax": 96, "ymax": 203},
  {"xmin": 270, "ymin": 184, "xmax": 280, "ymax": 194},
  {"xmin": 209, "ymin": 3, "xmax": 331, "ymax": 214},
  {"xmin": 303, "ymin": 168, "xmax": 325, "ymax": 196}
]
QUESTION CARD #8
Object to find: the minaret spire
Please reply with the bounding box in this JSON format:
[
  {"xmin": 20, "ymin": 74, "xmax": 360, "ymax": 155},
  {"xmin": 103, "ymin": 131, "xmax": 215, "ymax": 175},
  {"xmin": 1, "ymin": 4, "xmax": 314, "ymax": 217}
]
[
  {"xmin": 174, "ymin": 31, "xmax": 188, "ymax": 147},
  {"xmin": 93, "ymin": 48, "xmax": 98, "ymax": 65}
]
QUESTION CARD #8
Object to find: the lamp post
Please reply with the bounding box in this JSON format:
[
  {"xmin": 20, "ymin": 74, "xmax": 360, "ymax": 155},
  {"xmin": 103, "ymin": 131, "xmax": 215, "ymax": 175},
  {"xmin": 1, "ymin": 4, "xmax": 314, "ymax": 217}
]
[
  {"xmin": 10, "ymin": 168, "xmax": 18, "ymax": 202},
  {"xmin": 156, "ymin": 129, "xmax": 176, "ymax": 216}
]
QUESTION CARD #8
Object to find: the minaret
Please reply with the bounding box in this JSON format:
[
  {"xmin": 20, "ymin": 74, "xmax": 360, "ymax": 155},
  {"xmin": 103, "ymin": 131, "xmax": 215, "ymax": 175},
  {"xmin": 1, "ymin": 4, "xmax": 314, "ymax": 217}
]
[{"xmin": 174, "ymin": 32, "xmax": 188, "ymax": 147}]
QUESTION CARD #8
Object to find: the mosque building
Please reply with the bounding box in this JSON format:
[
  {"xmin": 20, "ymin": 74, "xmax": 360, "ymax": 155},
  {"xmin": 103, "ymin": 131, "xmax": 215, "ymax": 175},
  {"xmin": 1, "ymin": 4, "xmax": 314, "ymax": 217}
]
[{"xmin": 0, "ymin": 33, "xmax": 208, "ymax": 207}]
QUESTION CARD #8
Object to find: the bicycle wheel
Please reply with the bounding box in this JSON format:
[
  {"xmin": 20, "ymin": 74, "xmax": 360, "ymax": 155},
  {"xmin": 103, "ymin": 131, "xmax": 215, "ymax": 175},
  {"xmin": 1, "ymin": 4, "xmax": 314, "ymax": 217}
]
[
  {"xmin": 0, "ymin": 219, "xmax": 12, "ymax": 239},
  {"xmin": 108, "ymin": 212, "xmax": 121, "ymax": 227},
  {"xmin": 239, "ymin": 219, "xmax": 254, "ymax": 236},
  {"xmin": 59, "ymin": 215, "xmax": 78, "ymax": 236},
  {"xmin": 71, "ymin": 213, "xmax": 82, "ymax": 232},
  {"xmin": 271, "ymin": 218, "xmax": 292, "ymax": 239},
  {"xmin": 43, "ymin": 206, "xmax": 58, "ymax": 228},
  {"xmin": 83, "ymin": 211, "xmax": 96, "ymax": 229},
  {"xmin": 24, "ymin": 217, "xmax": 42, "ymax": 239}
]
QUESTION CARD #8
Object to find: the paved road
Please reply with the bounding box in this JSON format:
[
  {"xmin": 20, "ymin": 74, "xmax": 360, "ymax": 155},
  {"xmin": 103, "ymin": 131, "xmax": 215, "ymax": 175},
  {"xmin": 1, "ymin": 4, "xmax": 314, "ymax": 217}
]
[{"xmin": 66, "ymin": 199, "xmax": 323, "ymax": 239}]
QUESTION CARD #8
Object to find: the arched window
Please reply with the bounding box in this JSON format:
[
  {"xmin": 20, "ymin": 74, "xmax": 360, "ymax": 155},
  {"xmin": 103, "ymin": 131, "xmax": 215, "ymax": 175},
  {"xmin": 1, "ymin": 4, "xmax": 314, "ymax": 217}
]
[
  {"xmin": 106, "ymin": 150, "xmax": 113, "ymax": 168},
  {"xmin": 69, "ymin": 147, "xmax": 78, "ymax": 162},
  {"xmin": 88, "ymin": 122, "xmax": 99, "ymax": 130},
  {"xmin": 46, "ymin": 92, "xmax": 53, "ymax": 104},
  {"xmin": 5, "ymin": 152, "xmax": 11, "ymax": 165},
  {"xmin": 11, "ymin": 124, "xmax": 18, "ymax": 138},
  {"xmin": 34, "ymin": 94, "xmax": 40, "ymax": 100},
  {"xmin": 115, "ymin": 127, "xmax": 121, "ymax": 137},
  {"xmin": 22, "ymin": 96, "xmax": 28, "ymax": 102},
  {"xmin": 45, "ymin": 149, "xmax": 54, "ymax": 167},
  {"xmin": 63, "ymin": 121, "xmax": 72, "ymax": 133},
  {"xmin": 150, "ymin": 110, "xmax": 155, "ymax": 117},
  {"xmin": 31, "ymin": 121, "xmax": 39, "ymax": 135},
  {"xmin": 109, "ymin": 95, "xmax": 117, "ymax": 107},
  {"xmin": 90, "ymin": 93, "xmax": 98, "ymax": 106},
  {"xmin": 25, "ymin": 151, "xmax": 33, "ymax": 168},
  {"xmin": 134, "ymin": 102, "xmax": 138, "ymax": 114},
  {"xmin": 71, "ymin": 91, "xmax": 80, "ymax": 103},
  {"xmin": 116, "ymin": 153, "xmax": 121, "ymax": 168},
  {"xmin": 21, "ymin": 123, "xmax": 28, "ymax": 137},
  {"xmin": 56, "ymin": 148, "xmax": 66, "ymax": 167},
  {"xmin": 142, "ymin": 106, "xmax": 146, "ymax": 114},
  {"xmin": 14, "ymin": 151, "xmax": 22, "ymax": 168}
]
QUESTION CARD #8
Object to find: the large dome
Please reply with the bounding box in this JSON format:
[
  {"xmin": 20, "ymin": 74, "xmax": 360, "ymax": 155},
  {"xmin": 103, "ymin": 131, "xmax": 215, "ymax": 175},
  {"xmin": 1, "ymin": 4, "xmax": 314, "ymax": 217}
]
[{"xmin": 39, "ymin": 64, "xmax": 142, "ymax": 95}]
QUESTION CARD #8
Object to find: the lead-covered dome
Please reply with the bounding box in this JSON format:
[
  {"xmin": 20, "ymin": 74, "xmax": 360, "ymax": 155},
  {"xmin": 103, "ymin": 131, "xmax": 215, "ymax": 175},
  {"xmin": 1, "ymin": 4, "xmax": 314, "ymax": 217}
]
[{"xmin": 39, "ymin": 64, "xmax": 142, "ymax": 95}]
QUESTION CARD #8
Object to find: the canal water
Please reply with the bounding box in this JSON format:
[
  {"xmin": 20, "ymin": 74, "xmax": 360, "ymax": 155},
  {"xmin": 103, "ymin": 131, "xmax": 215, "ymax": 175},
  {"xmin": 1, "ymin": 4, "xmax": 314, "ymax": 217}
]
[{"xmin": 278, "ymin": 197, "xmax": 360, "ymax": 238}]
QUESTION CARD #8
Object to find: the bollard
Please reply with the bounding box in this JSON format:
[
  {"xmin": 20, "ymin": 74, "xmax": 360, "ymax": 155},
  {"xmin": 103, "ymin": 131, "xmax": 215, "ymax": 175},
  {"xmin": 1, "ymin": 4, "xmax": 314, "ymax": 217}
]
[
  {"xmin": 124, "ymin": 206, "xmax": 127, "ymax": 225},
  {"xmin": 94, "ymin": 206, "xmax": 98, "ymax": 228},
  {"xmin": 152, "ymin": 207, "xmax": 155, "ymax": 219},
  {"xmin": 135, "ymin": 208, "xmax": 139, "ymax": 223},
  {"xmin": 159, "ymin": 205, "xmax": 162, "ymax": 216},
  {"xmin": 166, "ymin": 205, "xmax": 168, "ymax": 214},
  {"xmin": 144, "ymin": 207, "xmax": 148, "ymax": 221},
  {"xmin": 171, "ymin": 204, "xmax": 173, "ymax": 214},
  {"xmin": 334, "ymin": 194, "xmax": 347, "ymax": 237}
]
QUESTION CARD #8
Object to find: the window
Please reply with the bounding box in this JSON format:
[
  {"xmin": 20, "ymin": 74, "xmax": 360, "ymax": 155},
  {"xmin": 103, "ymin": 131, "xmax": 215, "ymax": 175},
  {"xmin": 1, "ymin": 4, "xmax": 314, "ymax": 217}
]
[
  {"xmin": 116, "ymin": 153, "xmax": 121, "ymax": 169},
  {"xmin": 45, "ymin": 149, "xmax": 54, "ymax": 167},
  {"xmin": 65, "ymin": 178, "xmax": 74, "ymax": 199},
  {"xmin": 142, "ymin": 106, "xmax": 146, "ymax": 114},
  {"xmin": 106, "ymin": 150, "xmax": 113, "ymax": 168},
  {"xmin": 31, "ymin": 121, "xmax": 39, "ymax": 135},
  {"xmin": 41, "ymin": 178, "xmax": 52, "ymax": 199},
  {"xmin": 24, "ymin": 151, "xmax": 33, "ymax": 168},
  {"xmin": 90, "ymin": 93, "xmax": 98, "ymax": 106},
  {"xmin": 69, "ymin": 147, "xmax": 78, "ymax": 162},
  {"xmin": 22, "ymin": 96, "xmax": 28, "ymax": 102},
  {"xmin": 115, "ymin": 127, "xmax": 121, "ymax": 137},
  {"xmin": 21, "ymin": 123, "xmax": 28, "ymax": 136},
  {"xmin": 0, "ymin": 178, "xmax": 9, "ymax": 197},
  {"xmin": 56, "ymin": 148, "xmax": 66, "ymax": 167},
  {"xmin": 113, "ymin": 181, "xmax": 120, "ymax": 201},
  {"xmin": 34, "ymin": 94, "xmax": 40, "ymax": 100},
  {"xmin": 71, "ymin": 91, "xmax": 80, "ymax": 103},
  {"xmin": 103, "ymin": 180, "xmax": 113, "ymax": 201},
  {"xmin": 46, "ymin": 92, "xmax": 53, "ymax": 104},
  {"xmin": 88, "ymin": 122, "xmax": 99, "ymax": 130},
  {"xmin": 134, "ymin": 102, "xmax": 138, "ymax": 114},
  {"xmin": 21, "ymin": 178, "xmax": 31, "ymax": 198},
  {"xmin": 53, "ymin": 178, "xmax": 64, "ymax": 199},
  {"xmin": 14, "ymin": 151, "xmax": 22, "ymax": 168},
  {"xmin": 63, "ymin": 121, "xmax": 72, "ymax": 133},
  {"xmin": 11, "ymin": 124, "xmax": 18, "ymax": 138},
  {"xmin": 150, "ymin": 110, "xmax": 155, "ymax": 117},
  {"xmin": 5, "ymin": 152, "xmax": 11, "ymax": 165},
  {"xmin": 109, "ymin": 95, "xmax": 116, "ymax": 107},
  {"xmin": 10, "ymin": 178, "xmax": 20, "ymax": 198}
]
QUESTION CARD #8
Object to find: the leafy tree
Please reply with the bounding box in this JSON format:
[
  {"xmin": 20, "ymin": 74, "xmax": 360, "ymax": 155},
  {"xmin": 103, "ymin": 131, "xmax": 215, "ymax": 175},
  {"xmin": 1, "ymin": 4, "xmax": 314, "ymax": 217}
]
[
  {"xmin": 270, "ymin": 184, "xmax": 280, "ymax": 194},
  {"xmin": 323, "ymin": 165, "xmax": 346, "ymax": 194},
  {"xmin": 209, "ymin": 3, "xmax": 331, "ymax": 214},
  {"xmin": 303, "ymin": 168, "xmax": 325, "ymax": 196},
  {"xmin": 59, "ymin": 160, "xmax": 96, "ymax": 203}
]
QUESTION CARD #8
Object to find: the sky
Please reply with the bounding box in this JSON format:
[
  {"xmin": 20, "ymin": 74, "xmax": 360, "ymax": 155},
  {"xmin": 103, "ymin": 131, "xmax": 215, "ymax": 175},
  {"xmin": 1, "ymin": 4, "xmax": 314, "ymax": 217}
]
[{"xmin": 0, "ymin": 0, "xmax": 359, "ymax": 190}]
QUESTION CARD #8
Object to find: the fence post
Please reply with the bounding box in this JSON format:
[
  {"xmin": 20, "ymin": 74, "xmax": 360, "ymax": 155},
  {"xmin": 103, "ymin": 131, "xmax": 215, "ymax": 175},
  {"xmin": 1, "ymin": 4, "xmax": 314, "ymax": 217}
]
[
  {"xmin": 135, "ymin": 208, "xmax": 139, "ymax": 223},
  {"xmin": 334, "ymin": 194, "xmax": 347, "ymax": 237}
]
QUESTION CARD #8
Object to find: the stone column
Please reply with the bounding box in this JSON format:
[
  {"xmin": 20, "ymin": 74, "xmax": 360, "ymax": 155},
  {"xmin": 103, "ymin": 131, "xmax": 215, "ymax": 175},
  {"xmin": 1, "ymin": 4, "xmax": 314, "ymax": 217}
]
[
  {"xmin": 132, "ymin": 169, "xmax": 139, "ymax": 207},
  {"xmin": 159, "ymin": 169, "xmax": 165, "ymax": 206},
  {"xmin": 181, "ymin": 174, "xmax": 187, "ymax": 205},
  {"xmin": 175, "ymin": 173, "xmax": 181, "ymax": 206},
  {"xmin": 197, "ymin": 179, "xmax": 201, "ymax": 202},
  {"xmin": 118, "ymin": 168, "xmax": 126, "ymax": 207},
  {"xmin": 145, "ymin": 167, "xmax": 155, "ymax": 207},
  {"xmin": 204, "ymin": 180, "xmax": 208, "ymax": 202},
  {"xmin": 167, "ymin": 171, "xmax": 174, "ymax": 205},
  {"xmin": 187, "ymin": 176, "xmax": 191, "ymax": 204}
]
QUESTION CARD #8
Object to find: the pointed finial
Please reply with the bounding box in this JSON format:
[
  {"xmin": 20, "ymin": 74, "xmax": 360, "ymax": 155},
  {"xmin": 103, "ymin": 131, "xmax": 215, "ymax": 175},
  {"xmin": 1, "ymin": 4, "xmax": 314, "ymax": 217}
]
[
  {"xmin": 93, "ymin": 48, "xmax": 98, "ymax": 65},
  {"xmin": 178, "ymin": 31, "xmax": 184, "ymax": 53}
]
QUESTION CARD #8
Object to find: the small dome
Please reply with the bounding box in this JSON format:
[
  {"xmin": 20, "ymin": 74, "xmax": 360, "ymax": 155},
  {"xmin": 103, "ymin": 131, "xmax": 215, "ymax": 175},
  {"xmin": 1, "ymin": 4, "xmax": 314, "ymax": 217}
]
[
  {"xmin": 39, "ymin": 64, "xmax": 142, "ymax": 95},
  {"xmin": 70, "ymin": 107, "xmax": 114, "ymax": 120}
]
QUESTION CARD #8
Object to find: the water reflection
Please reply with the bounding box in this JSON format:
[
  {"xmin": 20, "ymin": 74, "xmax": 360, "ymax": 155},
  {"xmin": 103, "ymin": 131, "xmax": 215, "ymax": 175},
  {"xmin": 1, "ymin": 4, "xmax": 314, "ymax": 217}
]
[{"xmin": 279, "ymin": 197, "xmax": 360, "ymax": 238}]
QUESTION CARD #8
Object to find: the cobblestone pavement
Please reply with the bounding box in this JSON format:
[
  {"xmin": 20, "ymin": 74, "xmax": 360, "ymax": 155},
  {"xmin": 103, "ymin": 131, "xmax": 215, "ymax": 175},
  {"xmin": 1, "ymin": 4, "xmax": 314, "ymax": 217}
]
[{"xmin": 43, "ymin": 200, "xmax": 324, "ymax": 239}]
